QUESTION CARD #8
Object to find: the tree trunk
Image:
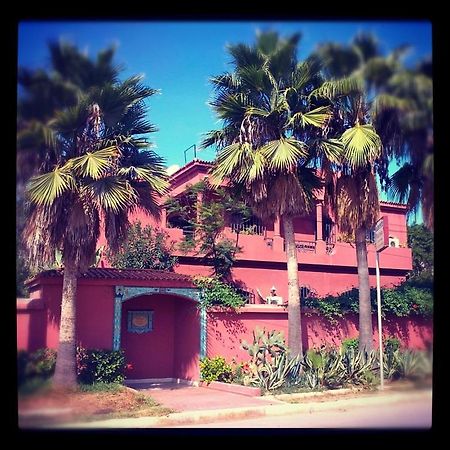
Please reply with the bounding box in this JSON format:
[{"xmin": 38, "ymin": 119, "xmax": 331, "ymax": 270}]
[
  {"xmin": 355, "ymin": 227, "xmax": 373, "ymax": 352},
  {"xmin": 283, "ymin": 214, "xmax": 303, "ymax": 358},
  {"xmin": 53, "ymin": 262, "xmax": 78, "ymax": 388}
]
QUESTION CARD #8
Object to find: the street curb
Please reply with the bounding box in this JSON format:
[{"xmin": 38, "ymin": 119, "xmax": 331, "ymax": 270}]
[{"xmin": 48, "ymin": 389, "xmax": 432, "ymax": 429}]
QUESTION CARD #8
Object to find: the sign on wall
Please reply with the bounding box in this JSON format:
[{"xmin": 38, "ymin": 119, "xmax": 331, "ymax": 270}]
[
  {"xmin": 127, "ymin": 310, "xmax": 153, "ymax": 333},
  {"xmin": 374, "ymin": 216, "xmax": 389, "ymax": 252}
]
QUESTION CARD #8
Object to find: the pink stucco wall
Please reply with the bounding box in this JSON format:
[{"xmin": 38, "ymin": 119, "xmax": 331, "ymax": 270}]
[
  {"xmin": 174, "ymin": 300, "xmax": 200, "ymax": 380},
  {"xmin": 17, "ymin": 299, "xmax": 47, "ymax": 351},
  {"xmin": 206, "ymin": 307, "xmax": 433, "ymax": 364},
  {"xmin": 40, "ymin": 280, "xmax": 115, "ymax": 350}
]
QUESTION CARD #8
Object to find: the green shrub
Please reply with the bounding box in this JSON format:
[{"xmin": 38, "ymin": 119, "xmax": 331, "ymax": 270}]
[
  {"xmin": 17, "ymin": 348, "xmax": 57, "ymax": 386},
  {"xmin": 341, "ymin": 337, "xmax": 359, "ymax": 352},
  {"xmin": 194, "ymin": 276, "xmax": 246, "ymax": 310},
  {"xmin": 303, "ymin": 282, "xmax": 433, "ymax": 320},
  {"xmin": 199, "ymin": 356, "xmax": 233, "ymax": 384},
  {"xmin": 77, "ymin": 348, "xmax": 126, "ymax": 384},
  {"xmin": 384, "ymin": 337, "xmax": 401, "ymax": 354}
]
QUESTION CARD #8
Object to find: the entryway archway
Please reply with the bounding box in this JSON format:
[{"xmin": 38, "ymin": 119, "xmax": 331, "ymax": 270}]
[{"xmin": 113, "ymin": 286, "xmax": 205, "ymax": 381}]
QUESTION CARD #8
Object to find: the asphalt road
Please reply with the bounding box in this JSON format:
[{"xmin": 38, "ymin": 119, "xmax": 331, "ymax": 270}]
[{"xmin": 174, "ymin": 393, "xmax": 432, "ymax": 429}]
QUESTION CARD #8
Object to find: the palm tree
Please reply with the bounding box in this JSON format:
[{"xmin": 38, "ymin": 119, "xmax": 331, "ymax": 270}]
[
  {"xmin": 17, "ymin": 40, "xmax": 120, "ymax": 184},
  {"xmin": 17, "ymin": 41, "xmax": 122, "ymax": 295},
  {"xmin": 385, "ymin": 59, "xmax": 433, "ymax": 229},
  {"xmin": 311, "ymin": 33, "xmax": 411, "ymax": 351},
  {"xmin": 23, "ymin": 72, "xmax": 168, "ymax": 388},
  {"xmin": 203, "ymin": 31, "xmax": 337, "ymax": 358}
]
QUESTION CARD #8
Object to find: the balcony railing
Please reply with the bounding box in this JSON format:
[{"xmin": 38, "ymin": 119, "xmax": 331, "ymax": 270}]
[
  {"xmin": 230, "ymin": 222, "xmax": 266, "ymax": 236},
  {"xmin": 283, "ymin": 240, "xmax": 317, "ymax": 253},
  {"xmin": 235, "ymin": 288, "xmax": 255, "ymax": 304}
]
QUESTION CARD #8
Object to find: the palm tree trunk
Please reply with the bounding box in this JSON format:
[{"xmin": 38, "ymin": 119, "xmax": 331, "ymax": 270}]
[
  {"xmin": 355, "ymin": 227, "xmax": 373, "ymax": 352},
  {"xmin": 283, "ymin": 214, "xmax": 303, "ymax": 358},
  {"xmin": 53, "ymin": 262, "xmax": 78, "ymax": 388}
]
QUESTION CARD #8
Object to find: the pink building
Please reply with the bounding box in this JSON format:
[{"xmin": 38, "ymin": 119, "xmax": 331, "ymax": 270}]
[{"xmin": 17, "ymin": 160, "xmax": 432, "ymax": 382}]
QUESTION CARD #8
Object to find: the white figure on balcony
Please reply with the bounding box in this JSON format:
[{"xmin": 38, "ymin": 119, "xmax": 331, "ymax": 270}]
[{"xmin": 266, "ymin": 286, "xmax": 283, "ymax": 305}]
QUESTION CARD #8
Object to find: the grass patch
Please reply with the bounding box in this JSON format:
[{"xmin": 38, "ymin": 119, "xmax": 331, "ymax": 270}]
[
  {"xmin": 18, "ymin": 378, "xmax": 52, "ymax": 396},
  {"xmin": 78, "ymin": 382, "xmax": 123, "ymax": 393},
  {"xmin": 19, "ymin": 382, "xmax": 174, "ymax": 428}
]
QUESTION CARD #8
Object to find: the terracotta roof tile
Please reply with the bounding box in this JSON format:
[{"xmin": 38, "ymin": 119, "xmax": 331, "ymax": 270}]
[
  {"xmin": 380, "ymin": 200, "xmax": 408, "ymax": 208},
  {"xmin": 32, "ymin": 268, "xmax": 193, "ymax": 283}
]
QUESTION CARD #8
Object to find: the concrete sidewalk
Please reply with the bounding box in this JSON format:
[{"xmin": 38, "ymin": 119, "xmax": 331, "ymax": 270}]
[{"xmin": 48, "ymin": 386, "xmax": 432, "ymax": 429}]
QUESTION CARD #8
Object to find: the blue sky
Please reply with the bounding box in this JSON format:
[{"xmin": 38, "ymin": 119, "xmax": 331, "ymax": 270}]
[{"xmin": 18, "ymin": 20, "xmax": 432, "ymax": 171}]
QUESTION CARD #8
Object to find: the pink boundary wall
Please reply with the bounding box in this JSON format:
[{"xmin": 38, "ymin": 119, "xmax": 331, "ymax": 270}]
[
  {"xmin": 18, "ymin": 300, "xmax": 432, "ymax": 380},
  {"xmin": 206, "ymin": 306, "xmax": 433, "ymax": 363}
]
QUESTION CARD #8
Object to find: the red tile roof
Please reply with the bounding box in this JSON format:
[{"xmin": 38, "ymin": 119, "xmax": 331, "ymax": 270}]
[
  {"xmin": 169, "ymin": 158, "xmax": 213, "ymax": 179},
  {"xmin": 380, "ymin": 200, "xmax": 408, "ymax": 208},
  {"xmin": 30, "ymin": 268, "xmax": 193, "ymax": 283}
]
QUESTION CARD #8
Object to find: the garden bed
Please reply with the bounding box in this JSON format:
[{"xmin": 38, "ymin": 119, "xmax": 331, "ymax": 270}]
[{"xmin": 18, "ymin": 384, "xmax": 173, "ymax": 428}]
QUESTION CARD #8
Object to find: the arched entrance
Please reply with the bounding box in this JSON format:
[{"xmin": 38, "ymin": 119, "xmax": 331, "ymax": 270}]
[{"xmin": 113, "ymin": 286, "xmax": 205, "ymax": 381}]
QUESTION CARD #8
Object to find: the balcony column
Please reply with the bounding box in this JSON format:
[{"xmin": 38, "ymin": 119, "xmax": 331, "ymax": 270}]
[
  {"xmin": 161, "ymin": 207, "xmax": 167, "ymax": 228},
  {"xmin": 272, "ymin": 214, "xmax": 284, "ymax": 252},
  {"xmin": 315, "ymin": 201, "xmax": 326, "ymax": 254},
  {"xmin": 274, "ymin": 215, "xmax": 281, "ymax": 237},
  {"xmin": 316, "ymin": 201, "xmax": 323, "ymax": 241}
]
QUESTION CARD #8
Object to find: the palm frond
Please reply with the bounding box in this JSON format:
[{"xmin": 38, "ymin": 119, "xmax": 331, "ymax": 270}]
[
  {"xmin": 290, "ymin": 56, "xmax": 322, "ymax": 92},
  {"xmin": 227, "ymin": 43, "xmax": 264, "ymax": 69},
  {"xmin": 26, "ymin": 167, "xmax": 75, "ymax": 206},
  {"xmin": 309, "ymin": 76, "xmax": 363, "ymax": 101},
  {"xmin": 372, "ymin": 94, "xmax": 411, "ymax": 117},
  {"xmin": 388, "ymin": 163, "xmax": 416, "ymax": 204},
  {"xmin": 210, "ymin": 72, "xmax": 238, "ymax": 91},
  {"xmin": 84, "ymin": 177, "xmax": 138, "ymax": 213},
  {"xmin": 312, "ymin": 139, "xmax": 344, "ymax": 163},
  {"xmin": 335, "ymin": 172, "xmax": 380, "ymax": 232},
  {"xmin": 238, "ymin": 65, "xmax": 271, "ymax": 93},
  {"xmin": 341, "ymin": 124, "xmax": 381, "ymax": 168},
  {"xmin": 352, "ymin": 32, "xmax": 380, "ymax": 62},
  {"xmin": 200, "ymin": 126, "xmax": 238, "ymax": 150},
  {"xmin": 50, "ymin": 100, "xmax": 90, "ymax": 135},
  {"xmin": 118, "ymin": 161, "xmax": 168, "ymax": 195},
  {"xmin": 211, "ymin": 93, "xmax": 251, "ymax": 122},
  {"xmin": 245, "ymin": 106, "xmax": 271, "ymax": 118},
  {"xmin": 68, "ymin": 146, "xmax": 119, "ymax": 179},
  {"xmin": 132, "ymin": 182, "xmax": 163, "ymax": 219},
  {"xmin": 261, "ymin": 138, "xmax": 308, "ymax": 171},
  {"xmin": 210, "ymin": 142, "xmax": 254, "ymax": 185},
  {"xmin": 289, "ymin": 106, "xmax": 332, "ymax": 129}
]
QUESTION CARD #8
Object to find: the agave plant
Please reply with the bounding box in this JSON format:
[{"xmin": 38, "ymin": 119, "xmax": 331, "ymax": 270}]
[{"xmin": 341, "ymin": 347, "xmax": 378, "ymax": 385}]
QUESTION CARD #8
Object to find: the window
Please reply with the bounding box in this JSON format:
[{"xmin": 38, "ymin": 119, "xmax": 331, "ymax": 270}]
[
  {"xmin": 300, "ymin": 286, "xmax": 313, "ymax": 301},
  {"xmin": 127, "ymin": 310, "xmax": 153, "ymax": 333},
  {"xmin": 366, "ymin": 228, "xmax": 375, "ymax": 243}
]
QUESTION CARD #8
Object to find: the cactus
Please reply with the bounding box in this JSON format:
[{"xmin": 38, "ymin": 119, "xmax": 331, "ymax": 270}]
[
  {"xmin": 241, "ymin": 327, "xmax": 286, "ymax": 370},
  {"xmin": 241, "ymin": 328, "xmax": 300, "ymax": 391}
]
